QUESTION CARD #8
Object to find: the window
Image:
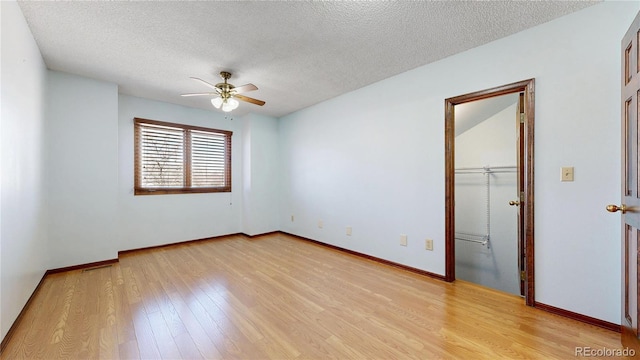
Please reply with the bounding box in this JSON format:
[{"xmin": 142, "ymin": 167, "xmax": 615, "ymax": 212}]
[{"xmin": 134, "ymin": 117, "xmax": 232, "ymax": 195}]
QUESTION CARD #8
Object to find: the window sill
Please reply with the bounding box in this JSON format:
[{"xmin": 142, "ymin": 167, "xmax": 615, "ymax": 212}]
[{"xmin": 134, "ymin": 187, "xmax": 231, "ymax": 195}]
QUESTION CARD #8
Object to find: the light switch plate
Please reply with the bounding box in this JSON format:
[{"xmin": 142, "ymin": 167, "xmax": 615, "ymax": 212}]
[
  {"xmin": 400, "ymin": 234, "xmax": 407, "ymax": 246},
  {"xmin": 561, "ymin": 167, "xmax": 574, "ymax": 182},
  {"xmin": 346, "ymin": 227, "xmax": 352, "ymax": 236}
]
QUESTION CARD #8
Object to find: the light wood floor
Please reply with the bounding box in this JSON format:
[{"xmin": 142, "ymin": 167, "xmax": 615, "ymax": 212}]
[{"xmin": 1, "ymin": 233, "xmax": 625, "ymax": 359}]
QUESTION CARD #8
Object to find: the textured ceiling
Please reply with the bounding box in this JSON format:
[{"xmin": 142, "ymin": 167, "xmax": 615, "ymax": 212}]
[{"xmin": 17, "ymin": 1, "xmax": 597, "ymax": 118}]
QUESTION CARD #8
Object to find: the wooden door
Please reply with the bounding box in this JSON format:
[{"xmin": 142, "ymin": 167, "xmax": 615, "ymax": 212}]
[{"xmin": 615, "ymin": 11, "xmax": 640, "ymax": 351}]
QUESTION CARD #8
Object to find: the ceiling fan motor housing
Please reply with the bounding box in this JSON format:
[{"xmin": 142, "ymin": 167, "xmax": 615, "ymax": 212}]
[{"xmin": 217, "ymin": 71, "xmax": 235, "ymax": 98}]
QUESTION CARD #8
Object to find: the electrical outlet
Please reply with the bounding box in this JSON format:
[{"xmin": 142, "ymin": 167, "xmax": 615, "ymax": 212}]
[
  {"xmin": 400, "ymin": 234, "xmax": 408, "ymax": 246},
  {"xmin": 425, "ymin": 239, "xmax": 433, "ymax": 251},
  {"xmin": 346, "ymin": 227, "xmax": 352, "ymax": 236},
  {"xmin": 318, "ymin": 220, "xmax": 323, "ymax": 229},
  {"xmin": 291, "ymin": 215, "xmax": 294, "ymax": 222}
]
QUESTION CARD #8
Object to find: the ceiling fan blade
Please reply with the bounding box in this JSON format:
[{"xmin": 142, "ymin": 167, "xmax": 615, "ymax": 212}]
[
  {"xmin": 190, "ymin": 77, "xmax": 220, "ymax": 92},
  {"xmin": 234, "ymin": 94, "xmax": 265, "ymax": 106},
  {"xmin": 232, "ymin": 83, "xmax": 258, "ymax": 94},
  {"xmin": 181, "ymin": 92, "xmax": 219, "ymax": 97}
]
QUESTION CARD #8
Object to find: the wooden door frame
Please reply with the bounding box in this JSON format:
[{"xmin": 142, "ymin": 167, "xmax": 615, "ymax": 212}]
[{"xmin": 444, "ymin": 78, "xmax": 535, "ymax": 306}]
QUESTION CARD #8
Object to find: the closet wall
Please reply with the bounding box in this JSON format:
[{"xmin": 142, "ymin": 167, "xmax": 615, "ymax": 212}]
[{"xmin": 455, "ymin": 99, "xmax": 519, "ymax": 295}]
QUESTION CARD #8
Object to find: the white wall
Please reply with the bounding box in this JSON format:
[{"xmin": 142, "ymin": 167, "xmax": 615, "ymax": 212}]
[
  {"xmin": 3, "ymin": 0, "xmax": 637, "ymax": 336},
  {"xmin": 46, "ymin": 71, "xmax": 119, "ymax": 269},
  {"xmin": 118, "ymin": 95, "xmax": 243, "ymax": 250},
  {"xmin": 278, "ymin": 2, "xmax": 640, "ymax": 323},
  {"xmin": 45, "ymin": 85, "xmax": 246, "ymax": 264},
  {"xmin": 455, "ymin": 103, "xmax": 519, "ymax": 295},
  {"xmin": 0, "ymin": 1, "xmax": 49, "ymax": 339},
  {"xmin": 242, "ymin": 113, "xmax": 280, "ymax": 236}
]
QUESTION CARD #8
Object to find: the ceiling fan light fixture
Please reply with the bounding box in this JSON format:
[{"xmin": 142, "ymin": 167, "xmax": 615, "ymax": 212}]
[
  {"xmin": 211, "ymin": 96, "xmax": 223, "ymax": 109},
  {"xmin": 221, "ymin": 98, "xmax": 239, "ymax": 112}
]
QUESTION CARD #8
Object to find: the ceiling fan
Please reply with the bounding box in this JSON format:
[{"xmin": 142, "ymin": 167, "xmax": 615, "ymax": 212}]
[{"xmin": 181, "ymin": 71, "xmax": 265, "ymax": 112}]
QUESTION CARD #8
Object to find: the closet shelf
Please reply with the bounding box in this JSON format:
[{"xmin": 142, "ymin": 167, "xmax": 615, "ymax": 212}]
[{"xmin": 454, "ymin": 165, "xmax": 516, "ymax": 249}]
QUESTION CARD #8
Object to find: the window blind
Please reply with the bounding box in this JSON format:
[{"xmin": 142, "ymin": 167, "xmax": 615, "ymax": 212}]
[
  {"xmin": 138, "ymin": 123, "xmax": 185, "ymax": 188},
  {"xmin": 134, "ymin": 118, "xmax": 232, "ymax": 195},
  {"xmin": 191, "ymin": 130, "xmax": 229, "ymax": 187}
]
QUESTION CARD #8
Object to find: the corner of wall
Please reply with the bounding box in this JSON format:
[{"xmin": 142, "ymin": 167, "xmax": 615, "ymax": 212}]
[
  {"xmin": 1, "ymin": 0, "xmax": 49, "ymax": 340},
  {"xmin": 241, "ymin": 113, "xmax": 280, "ymax": 236}
]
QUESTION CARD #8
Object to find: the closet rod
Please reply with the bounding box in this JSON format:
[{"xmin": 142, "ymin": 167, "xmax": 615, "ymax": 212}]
[
  {"xmin": 454, "ymin": 232, "xmax": 489, "ymax": 247},
  {"xmin": 455, "ymin": 165, "xmax": 517, "ymax": 174},
  {"xmin": 455, "ymin": 165, "xmax": 517, "ymax": 171}
]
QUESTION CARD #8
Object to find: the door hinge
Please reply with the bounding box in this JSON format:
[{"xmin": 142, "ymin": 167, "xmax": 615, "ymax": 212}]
[
  {"xmin": 520, "ymin": 271, "xmax": 526, "ymax": 281},
  {"xmin": 520, "ymin": 113, "xmax": 525, "ymax": 123}
]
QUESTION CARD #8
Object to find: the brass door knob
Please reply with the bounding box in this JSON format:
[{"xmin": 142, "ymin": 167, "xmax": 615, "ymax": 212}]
[
  {"xmin": 509, "ymin": 201, "xmax": 520, "ymax": 206},
  {"xmin": 606, "ymin": 204, "xmax": 627, "ymax": 213}
]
